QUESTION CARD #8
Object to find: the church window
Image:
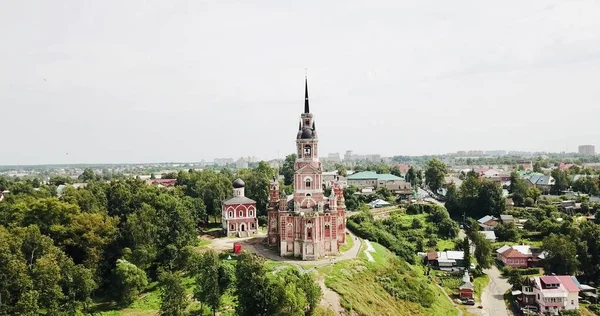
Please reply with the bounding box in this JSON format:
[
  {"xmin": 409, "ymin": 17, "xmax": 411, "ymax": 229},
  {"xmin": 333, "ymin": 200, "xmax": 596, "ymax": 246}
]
[
  {"xmin": 229, "ymin": 211, "xmax": 233, "ymax": 217},
  {"xmin": 251, "ymin": 223, "xmax": 255, "ymax": 228},
  {"xmin": 249, "ymin": 210, "xmax": 253, "ymax": 216},
  {"xmin": 304, "ymin": 145, "xmax": 311, "ymax": 156},
  {"xmin": 239, "ymin": 211, "xmax": 243, "ymax": 217},
  {"xmin": 305, "ymin": 119, "xmax": 310, "ymax": 125},
  {"xmin": 305, "ymin": 178, "xmax": 312, "ymax": 188},
  {"xmin": 230, "ymin": 224, "xmax": 235, "ymax": 230}
]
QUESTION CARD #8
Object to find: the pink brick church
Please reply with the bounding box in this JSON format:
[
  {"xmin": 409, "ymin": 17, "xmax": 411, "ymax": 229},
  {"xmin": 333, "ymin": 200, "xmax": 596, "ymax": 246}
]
[
  {"xmin": 221, "ymin": 178, "xmax": 258, "ymax": 237},
  {"xmin": 267, "ymin": 78, "xmax": 347, "ymax": 260}
]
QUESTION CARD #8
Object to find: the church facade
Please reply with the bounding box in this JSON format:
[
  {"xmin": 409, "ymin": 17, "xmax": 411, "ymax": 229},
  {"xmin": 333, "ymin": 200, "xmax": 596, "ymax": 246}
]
[
  {"xmin": 222, "ymin": 178, "xmax": 259, "ymax": 237},
  {"xmin": 267, "ymin": 78, "xmax": 347, "ymax": 260}
]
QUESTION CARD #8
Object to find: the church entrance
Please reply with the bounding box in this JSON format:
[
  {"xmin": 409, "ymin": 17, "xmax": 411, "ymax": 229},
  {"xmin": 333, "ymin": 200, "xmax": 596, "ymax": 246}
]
[{"xmin": 240, "ymin": 224, "xmax": 245, "ymax": 232}]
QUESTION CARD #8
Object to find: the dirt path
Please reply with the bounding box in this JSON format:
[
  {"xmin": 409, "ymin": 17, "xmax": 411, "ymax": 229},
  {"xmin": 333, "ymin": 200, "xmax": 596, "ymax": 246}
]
[{"xmin": 318, "ymin": 277, "xmax": 346, "ymax": 315}]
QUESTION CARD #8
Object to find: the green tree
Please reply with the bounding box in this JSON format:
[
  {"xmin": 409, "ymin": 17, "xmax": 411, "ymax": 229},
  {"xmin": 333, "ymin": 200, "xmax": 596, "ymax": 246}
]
[
  {"xmin": 235, "ymin": 252, "xmax": 271, "ymax": 316},
  {"xmin": 194, "ymin": 250, "xmax": 232, "ymax": 315},
  {"xmin": 471, "ymin": 232, "xmax": 493, "ymax": 269},
  {"xmin": 424, "ymin": 159, "xmax": 447, "ymax": 193},
  {"xmin": 463, "ymin": 237, "xmax": 471, "ymax": 271},
  {"xmin": 159, "ymin": 271, "xmax": 189, "ymax": 316},
  {"xmin": 390, "ymin": 166, "xmax": 402, "ymax": 177},
  {"xmin": 551, "ymin": 169, "xmax": 570, "ymax": 195},
  {"xmin": 335, "ymin": 164, "xmax": 347, "ymax": 177},
  {"xmin": 405, "ymin": 167, "xmax": 417, "ymax": 186},
  {"xmin": 495, "ymin": 223, "xmax": 521, "ymax": 242},
  {"xmin": 281, "ymin": 154, "xmax": 297, "ymax": 185},
  {"xmin": 113, "ymin": 259, "xmax": 148, "ymax": 306},
  {"xmin": 542, "ymin": 234, "xmax": 579, "ymax": 275},
  {"xmin": 476, "ymin": 180, "xmax": 505, "ymax": 218},
  {"xmin": 508, "ymin": 270, "xmax": 524, "ymax": 290},
  {"xmin": 444, "ymin": 182, "xmax": 461, "ymax": 218},
  {"xmin": 78, "ymin": 168, "xmax": 98, "ymax": 182}
]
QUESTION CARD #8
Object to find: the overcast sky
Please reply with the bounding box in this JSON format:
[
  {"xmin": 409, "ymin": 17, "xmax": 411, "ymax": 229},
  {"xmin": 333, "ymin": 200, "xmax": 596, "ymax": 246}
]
[{"xmin": 1, "ymin": 0, "xmax": 600, "ymax": 165}]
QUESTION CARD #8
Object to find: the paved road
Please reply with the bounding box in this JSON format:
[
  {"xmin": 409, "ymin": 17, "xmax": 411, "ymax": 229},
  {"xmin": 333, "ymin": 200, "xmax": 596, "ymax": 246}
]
[{"xmin": 480, "ymin": 266, "xmax": 511, "ymax": 316}]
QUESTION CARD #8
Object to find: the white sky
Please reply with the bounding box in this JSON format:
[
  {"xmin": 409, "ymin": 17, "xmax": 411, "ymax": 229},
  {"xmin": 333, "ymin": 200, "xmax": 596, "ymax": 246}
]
[{"xmin": 1, "ymin": 0, "xmax": 600, "ymax": 164}]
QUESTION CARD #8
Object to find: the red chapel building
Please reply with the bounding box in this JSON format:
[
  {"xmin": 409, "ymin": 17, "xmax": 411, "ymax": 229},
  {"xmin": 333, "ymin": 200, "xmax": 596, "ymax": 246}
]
[
  {"xmin": 222, "ymin": 178, "xmax": 258, "ymax": 237},
  {"xmin": 267, "ymin": 78, "xmax": 347, "ymax": 260}
]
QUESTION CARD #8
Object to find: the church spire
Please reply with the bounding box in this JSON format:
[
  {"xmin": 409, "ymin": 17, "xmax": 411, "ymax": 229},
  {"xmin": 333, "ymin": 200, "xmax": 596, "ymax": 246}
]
[{"xmin": 304, "ymin": 76, "xmax": 310, "ymax": 114}]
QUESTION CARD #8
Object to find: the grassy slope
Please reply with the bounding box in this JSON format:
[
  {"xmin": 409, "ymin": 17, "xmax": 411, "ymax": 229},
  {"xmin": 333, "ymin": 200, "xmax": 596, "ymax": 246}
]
[
  {"xmin": 339, "ymin": 232, "xmax": 355, "ymax": 252},
  {"xmin": 319, "ymin": 242, "xmax": 457, "ymax": 316}
]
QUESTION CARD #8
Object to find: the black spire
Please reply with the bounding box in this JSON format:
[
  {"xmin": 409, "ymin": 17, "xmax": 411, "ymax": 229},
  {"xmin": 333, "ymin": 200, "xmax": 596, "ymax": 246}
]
[{"xmin": 304, "ymin": 76, "xmax": 310, "ymax": 113}]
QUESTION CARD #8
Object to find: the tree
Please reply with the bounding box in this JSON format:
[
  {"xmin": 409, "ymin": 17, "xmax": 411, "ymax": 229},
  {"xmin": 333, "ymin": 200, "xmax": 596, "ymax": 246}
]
[
  {"xmin": 508, "ymin": 270, "xmax": 524, "ymax": 290},
  {"xmin": 551, "ymin": 169, "xmax": 570, "ymax": 195},
  {"xmin": 495, "ymin": 223, "xmax": 521, "ymax": 242},
  {"xmin": 243, "ymin": 162, "xmax": 276, "ymax": 215},
  {"xmin": 235, "ymin": 252, "xmax": 271, "ymax": 316},
  {"xmin": 113, "ymin": 259, "xmax": 148, "ymax": 306},
  {"xmin": 542, "ymin": 234, "xmax": 579, "ymax": 275},
  {"xmin": 78, "ymin": 168, "xmax": 98, "ymax": 182},
  {"xmin": 471, "ymin": 233, "xmax": 493, "ymax": 269},
  {"xmin": 335, "ymin": 164, "xmax": 347, "ymax": 177},
  {"xmin": 194, "ymin": 250, "xmax": 232, "ymax": 315},
  {"xmin": 390, "ymin": 166, "xmax": 402, "ymax": 177},
  {"xmin": 476, "ymin": 180, "xmax": 505, "ymax": 218},
  {"xmin": 159, "ymin": 271, "xmax": 189, "ymax": 316},
  {"xmin": 533, "ymin": 161, "xmax": 542, "ymax": 173},
  {"xmin": 463, "ymin": 237, "xmax": 471, "ymax": 271},
  {"xmin": 405, "ymin": 167, "xmax": 417, "ymax": 186},
  {"xmin": 281, "ymin": 154, "xmax": 297, "ymax": 185},
  {"xmin": 444, "ymin": 182, "xmax": 461, "ymax": 218},
  {"xmin": 424, "ymin": 159, "xmax": 446, "ymax": 193},
  {"xmin": 526, "ymin": 187, "xmax": 541, "ymax": 204}
]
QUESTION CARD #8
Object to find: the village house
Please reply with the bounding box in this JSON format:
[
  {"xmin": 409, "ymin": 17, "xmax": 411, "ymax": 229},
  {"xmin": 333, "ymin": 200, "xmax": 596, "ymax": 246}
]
[
  {"xmin": 426, "ymin": 250, "xmax": 465, "ymax": 271},
  {"xmin": 479, "ymin": 230, "xmax": 497, "ymax": 241},
  {"xmin": 477, "ymin": 215, "xmax": 499, "ymax": 231},
  {"xmin": 500, "ymin": 214, "xmax": 515, "ymax": 224},
  {"xmin": 496, "ymin": 245, "xmax": 545, "ymax": 268},
  {"xmin": 522, "ymin": 173, "xmax": 555, "ymax": 194},
  {"xmin": 519, "ymin": 276, "xmax": 580, "ymax": 314}
]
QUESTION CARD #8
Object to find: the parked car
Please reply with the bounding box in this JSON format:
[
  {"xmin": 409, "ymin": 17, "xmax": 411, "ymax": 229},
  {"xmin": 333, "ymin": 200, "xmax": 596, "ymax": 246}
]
[
  {"xmin": 463, "ymin": 299, "xmax": 475, "ymax": 305},
  {"xmin": 522, "ymin": 305, "xmax": 538, "ymax": 314}
]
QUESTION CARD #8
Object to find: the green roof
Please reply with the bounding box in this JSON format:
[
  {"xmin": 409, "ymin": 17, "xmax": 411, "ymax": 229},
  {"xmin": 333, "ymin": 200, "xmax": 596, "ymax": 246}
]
[{"xmin": 347, "ymin": 171, "xmax": 404, "ymax": 181}]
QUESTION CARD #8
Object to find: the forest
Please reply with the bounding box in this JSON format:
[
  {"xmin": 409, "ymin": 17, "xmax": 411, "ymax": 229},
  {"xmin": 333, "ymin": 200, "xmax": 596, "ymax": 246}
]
[{"xmin": 0, "ymin": 166, "xmax": 322, "ymax": 316}]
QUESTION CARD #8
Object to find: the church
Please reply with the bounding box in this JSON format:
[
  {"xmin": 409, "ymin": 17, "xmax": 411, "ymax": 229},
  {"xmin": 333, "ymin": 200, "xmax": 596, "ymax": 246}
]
[{"xmin": 267, "ymin": 78, "xmax": 347, "ymax": 260}]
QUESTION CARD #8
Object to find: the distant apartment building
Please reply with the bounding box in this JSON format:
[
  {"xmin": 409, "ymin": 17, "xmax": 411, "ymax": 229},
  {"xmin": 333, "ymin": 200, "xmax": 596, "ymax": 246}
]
[
  {"xmin": 325, "ymin": 153, "xmax": 341, "ymax": 163},
  {"xmin": 343, "ymin": 150, "xmax": 381, "ymax": 162},
  {"xmin": 578, "ymin": 145, "xmax": 595, "ymax": 156},
  {"xmin": 235, "ymin": 158, "xmax": 249, "ymax": 169},
  {"xmin": 347, "ymin": 171, "xmax": 411, "ymax": 193},
  {"xmin": 485, "ymin": 150, "xmax": 507, "ymax": 156},
  {"xmin": 214, "ymin": 158, "xmax": 234, "ymax": 166}
]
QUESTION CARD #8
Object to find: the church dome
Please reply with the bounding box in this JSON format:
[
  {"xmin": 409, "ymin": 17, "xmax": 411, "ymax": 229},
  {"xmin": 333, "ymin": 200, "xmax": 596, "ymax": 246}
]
[
  {"xmin": 300, "ymin": 127, "xmax": 314, "ymax": 139},
  {"xmin": 232, "ymin": 178, "xmax": 245, "ymax": 188}
]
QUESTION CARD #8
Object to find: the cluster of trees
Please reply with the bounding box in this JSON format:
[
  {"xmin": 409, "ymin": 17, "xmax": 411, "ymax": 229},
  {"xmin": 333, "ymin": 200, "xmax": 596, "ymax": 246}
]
[
  {"xmin": 424, "ymin": 159, "xmax": 447, "ymax": 193},
  {"xmin": 0, "ymin": 178, "xmax": 198, "ymax": 314},
  {"xmin": 0, "ymin": 169, "xmax": 324, "ymax": 315},
  {"xmin": 508, "ymin": 172, "xmax": 541, "ymax": 206},
  {"xmin": 445, "ymin": 171, "xmax": 505, "ymax": 219},
  {"xmin": 347, "ymin": 204, "xmax": 459, "ymax": 263}
]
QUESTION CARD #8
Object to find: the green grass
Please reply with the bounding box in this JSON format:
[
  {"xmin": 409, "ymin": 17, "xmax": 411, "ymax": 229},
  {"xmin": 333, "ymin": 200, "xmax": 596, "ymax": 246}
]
[
  {"xmin": 473, "ymin": 275, "xmax": 489, "ymax": 302},
  {"xmin": 318, "ymin": 242, "xmax": 457, "ymax": 316},
  {"xmin": 339, "ymin": 233, "xmax": 355, "ymax": 252},
  {"xmin": 196, "ymin": 238, "xmax": 211, "ymax": 247},
  {"xmin": 436, "ymin": 239, "xmax": 455, "ymax": 251}
]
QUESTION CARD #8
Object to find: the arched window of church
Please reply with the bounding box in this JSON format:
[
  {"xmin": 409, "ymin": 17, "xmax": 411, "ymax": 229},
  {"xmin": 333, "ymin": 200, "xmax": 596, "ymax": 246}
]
[
  {"xmin": 249, "ymin": 210, "xmax": 253, "ymax": 216},
  {"xmin": 229, "ymin": 211, "xmax": 233, "ymax": 217},
  {"xmin": 303, "ymin": 145, "xmax": 311, "ymax": 157},
  {"xmin": 239, "ymin": 211, "xmax": 243, "ymax": 217},
  {"xmin": 307, "ymin": 220, "xmax": 312, "ymax": 239},
  {"xmin": 305, "ymin": 178, "xmax": 312, "ymax": 189}
]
